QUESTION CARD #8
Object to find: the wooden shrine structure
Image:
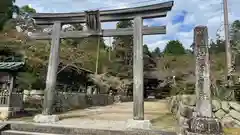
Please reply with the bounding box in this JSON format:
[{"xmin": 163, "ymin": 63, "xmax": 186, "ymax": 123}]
[
  {"xmin": 0, "ymin": 62, "xmax": 24, "ymax": 118},
  {"xmin": 29, "ymin": 1, "xmax": 174, "ymax": 121}
]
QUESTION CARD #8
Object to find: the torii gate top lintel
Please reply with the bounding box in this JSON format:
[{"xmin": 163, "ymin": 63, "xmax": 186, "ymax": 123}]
[{"xmin": 30, "ymin": 1, "xmax": 173, "ymax": 25}]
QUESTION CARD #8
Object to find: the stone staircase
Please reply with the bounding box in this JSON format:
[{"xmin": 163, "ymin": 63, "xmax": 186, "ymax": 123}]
[{"xmin": 0, "ymin": 121, "xmax": 177, "ymax": 135}]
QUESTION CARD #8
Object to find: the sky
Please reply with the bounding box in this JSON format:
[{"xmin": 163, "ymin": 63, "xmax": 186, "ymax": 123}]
[{"xmin": 15, "ymin": 0, "xmax": 240, "ymax": 51}]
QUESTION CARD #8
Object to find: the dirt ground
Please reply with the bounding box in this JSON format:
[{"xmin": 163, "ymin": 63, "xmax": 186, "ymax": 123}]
[
  {"xmin": 10, "ymin": 100, "xmax": 239, "ymax": 134},
  {"xmin": 11, "ymin": 100, "xmax": 178, "ymax": 132},
  {"xmin": 57, "ymin": 99, "xmax": 178, "ymax": 132}
]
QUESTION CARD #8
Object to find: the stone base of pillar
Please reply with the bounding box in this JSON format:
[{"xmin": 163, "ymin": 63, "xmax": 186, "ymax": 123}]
[
  {"xmin": 186, "ymin": 116, "xmax": 223, "ymax": 135},
  {"xmin": 126, "ymin": 119, "xmax": 152, "ymax": 130},
  {"xmin": 33, "ymin": 114, "xmax": 59, "ymax": 123}
]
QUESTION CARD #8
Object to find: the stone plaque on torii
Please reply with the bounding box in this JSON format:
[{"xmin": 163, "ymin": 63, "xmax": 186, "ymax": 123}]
[{"xmin": 28, "ymin": 1, "xmax": 173, "ymax": 126}]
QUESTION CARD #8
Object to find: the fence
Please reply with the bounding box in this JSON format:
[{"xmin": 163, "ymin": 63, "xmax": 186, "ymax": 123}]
[
  {"xmin": 0, "ymin": 91, "xmax": 23, "ymax": 108},
  {"xmin": 0, "ymin": 90, "xmax": 115, "ymax": 119},
  {"xmin": 0, "ymin": 91, "xmax": 9, "ymax": 106},
  {"xmin": 10, "ymin": 93, "xmax": 24, "ymax": 111},
  {"xmin": 20, "ymin": 91, "xmax": 114, "ymax": 113}
]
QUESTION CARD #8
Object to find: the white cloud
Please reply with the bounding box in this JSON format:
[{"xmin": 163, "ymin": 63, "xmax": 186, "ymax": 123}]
[
  {"xmin": 147, "ymin": 39, "xmax": 169, "ymax": 51},
  {"xmin": 15, "ymin": 0, "xmax": 240, "ymax": 51}
]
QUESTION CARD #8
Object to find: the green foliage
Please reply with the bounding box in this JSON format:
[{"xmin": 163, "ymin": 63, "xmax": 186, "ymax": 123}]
[
  {"xmin": 229, "ymin": 20, "xmax": 240, "ymax": 69},
  {"xmin": 16, "ymin": 72, "xmax": 38, "ymax": 90},
  {"xmin": 163, "ymin": 40, "xmax": 186, "ymax": 55},
  {"xmin": 230, "ymin": 20, "xmax": 240, "ymax": 53},
  {"xmin": 116, "ymin": 20, "xmax": 133, "ymax": 29},
  {"xmin": 212, "ymin": 84, "xmax": 236, "ymax": 101},
  {"xmin": 20, "ymin": 5, "xmax": 36, "ymax": 13},
  {"xmin": 152, "ymin": 47, "xmax": 161, "ymax": 57},
  {"xmin": 111, "ymin": 20, "xmax": 134, "ymax": 77},
  {"xmin": 209, "ymin": 37, "xmax": 225, "ymax": 54},
  {"xmin": 0, "ymin": 0, "xmax": 17, "ymax": 31},
  {"xmin": 143, "ymin": 44, "xmax": 151, "ymax": 55}
]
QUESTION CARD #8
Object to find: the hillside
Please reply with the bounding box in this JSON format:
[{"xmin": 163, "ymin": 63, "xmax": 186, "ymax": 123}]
[{"xmin": 0, "ymin": 27, "xmax": 112, "ymax": 90}]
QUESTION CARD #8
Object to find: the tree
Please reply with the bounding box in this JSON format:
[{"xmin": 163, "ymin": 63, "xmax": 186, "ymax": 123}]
[
  {"xmin": 209, "ymin": 37, "xmax": 225, "ymax": 54},
  {"xmin": 230, "ymin": 20, "xmax": 240, "ymax": 69},
  {"xmin": 230, "ymin": 20, "xmax": 240, "ymax": 52},
  {"xmin": 111, "ymin": 20, "xmax": 134, "ymax": 77},
  {"xmin": 152, "ymin": 47, "xmax": 161, "ymax": 57},
  {"xmin": 143, "ymin": 44, "xmax": 151, "ymax": 56},
  {"xmin": 0, "ymin": 0, "xmax": 17, "ymax": 30},
  {"xmin": 20, "ymin": 5, "xmax": 36, "ymax": 13},
  {"xmin": 113, "ymin": 20, "xmax": 133, "ymax": 65},
  {"xmin": 163, "ymin": 40, "xmax": 186, "ymax": 55}
]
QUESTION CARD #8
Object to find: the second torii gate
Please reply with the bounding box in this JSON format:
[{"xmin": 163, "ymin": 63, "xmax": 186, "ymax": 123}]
[{"xmin": 30, "ymin": 1, "xmax": 173, "ymax": 125}]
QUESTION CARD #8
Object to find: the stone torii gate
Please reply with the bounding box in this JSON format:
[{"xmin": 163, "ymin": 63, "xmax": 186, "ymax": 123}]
[{"xmin": 30, "ymin": 1, "xmax": 173, "ymax": 126}]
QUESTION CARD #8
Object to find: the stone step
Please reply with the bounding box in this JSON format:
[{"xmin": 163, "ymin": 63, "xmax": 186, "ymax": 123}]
[
  {"xmin": 2, "ymin": 130, "xmax": 64, "ymax": 135},
  {"xmin": 7, "ymin": 122, "xmax": 177, "ymax": 135}
]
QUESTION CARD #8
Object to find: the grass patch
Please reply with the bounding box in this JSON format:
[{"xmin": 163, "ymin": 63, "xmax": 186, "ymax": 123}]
[
  {"xmin": 151, "ymin": 112, "xmax": 178, "ymax": 132},
  {"xmin": 224, "ymin": 128, "xmax": 240, "ymax": 135}
]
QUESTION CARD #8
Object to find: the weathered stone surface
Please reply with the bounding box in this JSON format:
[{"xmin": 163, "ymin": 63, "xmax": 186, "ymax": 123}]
[
  {"xmin": 229, "ymin": 109, "xmax": 240, "ymax": 121},
  {"xmin": 9, "ymin": 122, "xmax": 176, "ymax": 135},
  {"xmin": 92, "ymin": 94, "xmax": 110, "ymax": 106},
  {"xmin": 33, "ymin": 114, "xmax": 59, "ymax": 123},
  {"xmin": 229, "ymin": 102, "xmax": 240, "ymax": 112},
  {"xmin": 221, "ymin": 115, "xmax": 235, "ymax": 128},
  {"xmin": 221, "ymin": 101, "xmax": 230, "ymax": 113},
  {"xmin": 221, "ymin": 114, "xmax": 240, "ymax": 128},
  {"xmin": 188, "ymin": 116, "xmax": 222, "ymax": 134},
  {"xmin": 23, "ymin": 90, "xmax": 30, "ymax": 101},
  {"xmin": 181, "ymin": 95, "xmax": 196, "ymax": 106},
  {"xmin": 56, "ymin": 93, "xmax": 88, "ymax": 112},
  {"xmin": 114, "ymin": 95, "xmax": 121, "ymax": 103},
  {"xmin": 166, "ymin": 97, "xmax": 171, "ymax": 103},
  {"xmin": 87, "ymin": 86, "xmax": 93, "ymax": 95},
  {"xmin": 178, "ymin": 116, "xmax": 189, "ymax": 129},
  {"xmin": 215, "ymin": 109, "xmax": 226, "ymax": 119},
  {"xmin": 233, "ymin": 119, "xmax": 240, "ymax": 128},
  {"xmin": 30, "ymin": 90, "xmax": 44, "ymax": 95},
  {"xmin": 212, "ymin": 100, "xmax": 221, "ymax": 112},
  {"xmin": 170, "ymin": 96, "xmax": 178, "ymax": 114},
  {"xmin": 176, "ymin": 107, "xmax": 181, "ymax": 121},
  {"xmin": 126, "ymin": 119, "xmax": 152, "ymax": 130},
  {"xmin": 179, "ymin": 102, "xmax": 194, "ymax": 118},
  {"xmin": 179, "ymin": 127, "xmax": 186, "ymax": 135}
]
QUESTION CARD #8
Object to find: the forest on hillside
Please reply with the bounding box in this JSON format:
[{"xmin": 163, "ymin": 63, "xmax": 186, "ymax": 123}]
[{"xmin": 1, "ymin": 1, "xmax": 240, "ymax": 97}]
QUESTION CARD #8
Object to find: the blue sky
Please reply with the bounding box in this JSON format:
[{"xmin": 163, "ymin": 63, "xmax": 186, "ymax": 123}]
[{"xmin": 15, "ymin": 0, "xmax": 240, "ymax": 51}]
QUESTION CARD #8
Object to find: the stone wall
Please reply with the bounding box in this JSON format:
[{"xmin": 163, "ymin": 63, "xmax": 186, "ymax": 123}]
[
  {"xmin": 113, "ymin": 95, "xmax": 133, "ymax": 103},
  {"xmin": 23, "ymin": 90, "xmax": 114, "ymax": 113},
  {"xmin": 168, "ymin": 94, "xmax": 240, "ymax": 128},
  {"xmin": 56, "ymin": 93, "xmax": 114, "ymax": 112}
]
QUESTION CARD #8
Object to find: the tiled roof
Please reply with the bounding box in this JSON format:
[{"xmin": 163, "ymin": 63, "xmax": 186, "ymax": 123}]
[{"xmin": 0, "ymin": 62, "xmax": 25, "ymax": 71}]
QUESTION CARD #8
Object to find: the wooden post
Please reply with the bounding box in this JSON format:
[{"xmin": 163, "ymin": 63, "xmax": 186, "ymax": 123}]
[
  {"xmin": 223, "ymin": 0, "xmax": 233, "ymax": 85},
  {"xmin": 108, "ymin": 37, "xmax": 111, "ymax": 61},
  {"xmin": 42, "ymin": 21, "xmax": 61, "ymax": 115},
  {"xmin": 133, "ymin": 16, "xmax": 144, "ymax": 120},
  {"xmin": 95, "ymin": 36, "xmax": 100, "ymax": 74},
  {"xmin": 7, "ymin": 74, "xmax": 15, "ymax": 107},
  {"xmin": 194, "ymin": 26, "xmax": 212, "ymax": 117}
]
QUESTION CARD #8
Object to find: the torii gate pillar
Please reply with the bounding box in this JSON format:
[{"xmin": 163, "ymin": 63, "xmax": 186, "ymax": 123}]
[
  {"xmin": 126, "ymin": 16, "xmax": 152, "ymax": 129},
  {"xmin": 133, "ymin": 16, "xmax": 144, "ymax": 120}
]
